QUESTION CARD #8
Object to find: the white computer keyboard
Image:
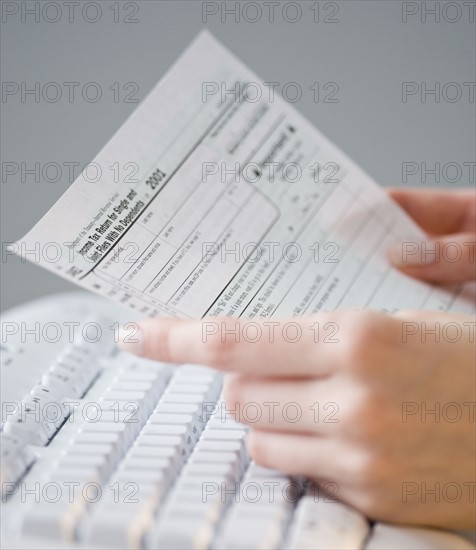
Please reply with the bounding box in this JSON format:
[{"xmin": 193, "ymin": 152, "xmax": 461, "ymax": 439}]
[{"xmin": 1, "ymin": 292, "xmax": 474, "ymax": 550}]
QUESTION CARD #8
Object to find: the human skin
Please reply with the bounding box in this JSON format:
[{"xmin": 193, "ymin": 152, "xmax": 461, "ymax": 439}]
[{"xmin": 119, "ymin": 188, "xmax": 476, "ymax": 529}]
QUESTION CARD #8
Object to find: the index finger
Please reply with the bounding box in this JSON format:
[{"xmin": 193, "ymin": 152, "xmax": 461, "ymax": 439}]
[
  {"xmin": 388, "ymin": 188, "xmax": 474, "ymax": 236},
  {"xmin": 117, "ymin": 316, "xmax": 342, "ymax": 377}
]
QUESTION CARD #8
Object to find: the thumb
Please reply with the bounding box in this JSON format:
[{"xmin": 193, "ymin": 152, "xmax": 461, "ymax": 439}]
[{"xmin": 388, "ymin": 233, "xmax": 476, "ymax": 284}]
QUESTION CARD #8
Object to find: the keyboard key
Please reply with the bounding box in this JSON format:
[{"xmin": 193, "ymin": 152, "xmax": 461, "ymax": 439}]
[
  {"xmin": 107, "ymin": 380, "xmax": 164, "ymax": 405},
  {"xmin": 165, "ymin": 380, "xmax": 220, "ymax": 405},
  {"xmin": 0, "ymin": 433, "xmax": 35, "ymax": 495},
  {"xmin": 142, "ymin": 424, "xmax": 188, "ymax": 437},
  {"xmin": 178, "ymin": 364, "xmax": 216, "ymax": 375},
  {"xmin": 73, "ymin": 430, "xmax": 124, "ymax": 451},
  {"xmin": 116, "ymin": 360, "xmax": 170, "ymax": 394},
  {"xmin": 161, "ymin": 393, "xmax": 210, "ymax": 405},
  {"xmin": 134, "ymin": 433, "xmax": 189, "ymax": 464},
  {"xmin": 64, "ymin": 442, "xmax": 121, "ymax": 472},
  {"xmin": 99, "ymin": 391, "xmax": 150, "ymax": 421},
  {"xmin": 173, "ymin": 373, "xmax": 219, "ymax": 386},
  {"xmin": 184, "ymin": 462, "xmax": 239, "ymax": 483},
  {"xmin": 28, "ymin": 389, "xmax": 70, "ymax": 428},
  {"xmin": 155, "ymin": 402, "xmax": 206, "ymax": 425},
  {"xmin": 173, "ymin": 475, "xmax": 237, "ymax": 493},
  {"xmin": 128, "ymin": 444, "xmax": 180, "ymax": 462},
  {"xmin": 207, "ymin": 417, "xmax": 248, "ymax": 431},
  {"xmin": 29, "ymin": 383, "xmax": 62, "ymax": 402},
  {"xmin": 4, "ymin": 413, "xmax": 49, "ymax": 446},
  {"xmin": 21, "ymin": 497, "xmax": 87, "ymax": 542},
  {"xmin": 201, "ymin": 429, "xmax": 247, "ymax": 442},
  {"xmin": 57, "ymin": 453, "xmax": 112, "ymax": 481},
  {"xmin": 81, "ymin": 423, "xmax": 136, "ymax": 455},
  {"xmin": 88, "ymin": 408, "xmax": 140, "ymax": 424},
  {"xmin": 365, "ymin": 523, "xmax": 475, "ymax": 550},
  {"xmin": 115, "ymin": 468, "xmax": 166, "ymax": 485},
  {"xmin": 148, "ymin": 412, "xmax": 194, "ymax": 426},
  {"xmin": 285, "ymin": 497, "xmax": 369, "ymax": 550},
  {"xmin": 151, "ymin": 517, "xmax": 215, "ymax": 550},
  {"xmin": 11, "ymin": 399, "xmax": 57, "ymax": 439},
  {"xmin": 247, "ymin": 463, "xmax": 289, "ymax": 479},
  {"xmin": 195, "ymin": 439, "xmax": 248, "ymax": 465},
  {"xmin": 153, "ymin": 460, "xmax": 232, "ymax": 548},
  {"xmin": 48, "ymin": 361, "xmax": 93, "ymax": 398},
  {"xmin": 218, "ymin": 517, "xmax": 285, "ymax": 550},
  {"xmin": 190, "ymin": 450, "xmax": 245, "ymax": 479},
  {"xmin": 41, "ymin": 370, "xmax": 83, "ymax": 400},
  {"xmin": 120, "ymin": 456, "xmax": 174, "ymax": 476},
  {"xmin": 134, "ymin": 433, "xmax": 183, "ymax": 447},
  {"xmin": 87, "ymin": 505, "xmax": 156, "ymax": 548},
  {"xmin": 216, "ymin": 473, "xmax": 302, "ymax": 549},
  {"xmin": 49, "ymin": 465, "xmax": 100, "ymax": 484},
  {"xmin": 109, "ymin": 379, "xmax": 154, "ymax": 390},
  {"xmin": 166, "ymin": 383, "xmax": 211, "ymax": 394}
]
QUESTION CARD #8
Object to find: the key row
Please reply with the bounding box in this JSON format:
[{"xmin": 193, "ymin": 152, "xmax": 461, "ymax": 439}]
[
  {"xmin": 86, "ymin": 364, "xmax": 223, "ymax": 548},
  {"xmin": 3, "ymin": 342, "xmax": 103, "ymax": 448},
  {"xmin": 20, "ymin": 359, "xmax": 172, "ymax": 541},
  {"xmin": 150, "ymin": 398, "xmax": 249, "ymax": 549}
]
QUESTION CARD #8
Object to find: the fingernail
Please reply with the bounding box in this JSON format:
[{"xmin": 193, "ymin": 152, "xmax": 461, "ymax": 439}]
[
  {"xmin": 388, "ymin": 241, "xmax": 436, "ymax": 267},
  {"xmin": 388, "ymin": 244, "xmax": 406, "ymax": 266},
  {"xmin": 116, "ymin": 325, "xmax": 144, "ymax": 356}
]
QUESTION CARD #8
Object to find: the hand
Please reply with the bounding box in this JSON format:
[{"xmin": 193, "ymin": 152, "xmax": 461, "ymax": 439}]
[
  {"xmin": 119, "ymin": 310, "xmax": 476, "ymax": 530},
  {"xmin": 388, "ymin": 188, "xmax": 475, "ymax": 283}
]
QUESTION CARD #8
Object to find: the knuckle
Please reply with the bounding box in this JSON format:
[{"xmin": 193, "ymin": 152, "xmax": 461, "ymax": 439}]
[
  {"xmin": 348, "ymin": 446, "xmax": 394, "ymax": 501},
  {"xmin": 354, "ymin": 483, "xmax": 399, "ymax": 521},
  {"xmin": 354, "ymin": 394, "xmax": 380, "ymax": 429},
  {"xmin": 247, "ymin": 431, "xmax": 271, "ymax": 466},
  {"xmin": 222, "ymin": 374, "xmax": 245, "ymax": 407},
  {"xmin": 144, "ymin": 321, "xmax": 173, "ymax": 362},
  {"xmin": 354, "ymin": 491, "xmax": 384, "ymax": 519},
  {"xmin": 341, "ymin": 312, "xmax": 384, "ymax": 373},
  {"xmin": 202, "ymin": 330, "xmax": 238, "ymax": 369},
  {"xmin": 340, "ymin": 389, "xmax": 385, "ymax": 440},
  {"xmin": 350, "ymin": 450, "xmax": 380, "ymax": 485}
]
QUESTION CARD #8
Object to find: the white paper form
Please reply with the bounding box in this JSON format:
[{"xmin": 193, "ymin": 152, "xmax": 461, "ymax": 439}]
[{"xmin": 14, "ymin": 32, "xmax": 475, "ymax": 319}]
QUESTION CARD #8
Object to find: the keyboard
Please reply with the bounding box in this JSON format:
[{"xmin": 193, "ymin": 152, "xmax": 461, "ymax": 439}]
[{"xmin": 1, "ymin": 292, "xmax": 474, "ymax": 550}]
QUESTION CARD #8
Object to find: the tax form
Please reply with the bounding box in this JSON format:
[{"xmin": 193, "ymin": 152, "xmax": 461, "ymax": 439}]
[{"xmin": 14, "ymin": 31, "xmax": 475, "ymax": 319}]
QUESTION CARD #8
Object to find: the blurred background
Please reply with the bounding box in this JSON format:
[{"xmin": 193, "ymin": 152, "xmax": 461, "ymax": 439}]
[{"xmin": 1, "ymin": 0, "xmax": 475, "ymax": 311}]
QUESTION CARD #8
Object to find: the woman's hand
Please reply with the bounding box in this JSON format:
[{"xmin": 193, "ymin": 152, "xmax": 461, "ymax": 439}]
[
  {"xmin": 119, "ymin": 310, "xmax": 476, "ymax": 530},
  {"xmin": 118, "ymin": 188, "xmax": 476, "ymax": 529},
  {"xmin": 388, "ymin": 188, "xmax": 475, "ymax": 283}
]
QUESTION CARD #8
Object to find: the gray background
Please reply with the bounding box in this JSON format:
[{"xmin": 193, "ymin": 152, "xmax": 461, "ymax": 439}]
[{"xmin": 1, "ymin": 0, "xmax": 475, "ymax": 311}]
